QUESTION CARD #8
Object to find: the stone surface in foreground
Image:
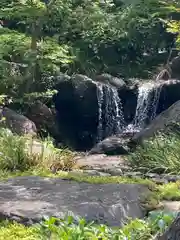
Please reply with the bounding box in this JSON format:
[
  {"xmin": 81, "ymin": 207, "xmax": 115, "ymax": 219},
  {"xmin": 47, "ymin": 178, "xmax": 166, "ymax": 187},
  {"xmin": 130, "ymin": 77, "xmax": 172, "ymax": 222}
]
[{"xmin": 0, "ymin": 176, "xmax": 148, "ymax": 226}]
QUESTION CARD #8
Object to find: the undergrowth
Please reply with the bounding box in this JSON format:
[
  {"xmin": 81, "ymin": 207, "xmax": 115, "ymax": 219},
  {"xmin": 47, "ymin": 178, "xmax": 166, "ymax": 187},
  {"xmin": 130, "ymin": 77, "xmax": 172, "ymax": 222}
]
[
  {"xmin": 0, "ymin": 212, "xmax": 176, "ymax": 240},
  {"xmin": 0, "ymin": 128, "xmax": 76, "ymax": 172},
  {"xmin": 129, "ymin": 132, "xmax": 180, "ymax": 174}
]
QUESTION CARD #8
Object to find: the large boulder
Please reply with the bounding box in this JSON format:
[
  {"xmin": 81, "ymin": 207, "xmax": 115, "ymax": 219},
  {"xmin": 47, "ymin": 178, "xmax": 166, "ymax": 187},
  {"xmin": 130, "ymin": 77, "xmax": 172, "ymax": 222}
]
[
  {"xmin": 26, "ymin": 100, "xmax": 59, "ymax": 139},
  {"xmin": 170, "ymin": 55, "xmax": 180, "ymax": 79},
  {"xmin": 89, "ymin": 133, "xmax": 134, "ymax": 155},
  {"xmin": 0, "ymin": 176, "xmax": 149, "ymax": 226},
  {"xmin": 0, "ymin": 107, "xmax": 37, "ymax": 136},
  {"xmin": 156, "ymin": 79, "xmax": 180, "ymax": 115},
  {"xmin": 132, "ymin": 100, "xmax": 180, "ymax": 144},
  {"xmin": 53, "ymin": 74, "xmax": 99, "ymax": 150}
]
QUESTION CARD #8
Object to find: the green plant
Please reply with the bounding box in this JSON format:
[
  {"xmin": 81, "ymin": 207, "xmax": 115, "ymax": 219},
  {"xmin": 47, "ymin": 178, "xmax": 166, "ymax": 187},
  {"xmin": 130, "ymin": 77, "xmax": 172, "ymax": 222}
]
[
  {"xmin": 28, "ymin": 137, "xmax": 77, "ymax": 171},
  {"xmin": 129, "ymin": 132, "xmax": 180, "ymax": 174},
  {"xmin": 0, "ymin": 212, "xmax": 176, "ymax": 239},
  {"xmin": 158, "ymin": 181, "xmax": 180, "ymax": 200},
  {"xmin": 0, "ymin": 128, "xmax": 76, "ymax": 172},
  {"xmin": 0, "ymin": 128, "xmax": 33, "ymax": 171}
]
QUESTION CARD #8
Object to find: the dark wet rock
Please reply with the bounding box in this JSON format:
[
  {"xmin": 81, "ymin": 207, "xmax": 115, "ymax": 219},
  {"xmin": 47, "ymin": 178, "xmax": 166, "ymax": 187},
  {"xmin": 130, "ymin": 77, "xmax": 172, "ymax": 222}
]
[
  {"xmin": 53, "ymin": 74, "xmax": 99, "ymax": 150},
  {"xmin": 119, "ymin": 83, "xmax": 138, "ymax": 124},
  {"xmin": 0, "ymin": 107, "xmax": 37, "ymax": 136},
  {"xmin": 0, "ymin": 176, "xmax": 148, "ymax": 226},
  {"xmin": 89, "ymin": 135, "xmax": 130, "ymax": 155},
  {"xmin": 162, "ymin": 175, "xmax": 180, "ymax": 183},
  {"xmin": 132, "ymin": 100, "xmax": 180, "ymax": 144},
  {"xmin": 156, "ymin": 79, "xmax": 180, "ymax": 115},
  {"xmin": 170, "ymin": 55, "xmax": 180, "ymax": 79}
]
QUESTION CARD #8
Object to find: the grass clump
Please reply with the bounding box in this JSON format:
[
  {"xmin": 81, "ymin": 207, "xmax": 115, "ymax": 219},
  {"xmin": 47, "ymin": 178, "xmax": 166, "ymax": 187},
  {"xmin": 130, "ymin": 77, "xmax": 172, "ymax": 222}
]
[
  {"xmin": 129, "ymin": 132, "xmax": 180, "ymax": 174},
  {"xmin": 0, "ymin": 128, "xmax": 76, "ymax": 173}
]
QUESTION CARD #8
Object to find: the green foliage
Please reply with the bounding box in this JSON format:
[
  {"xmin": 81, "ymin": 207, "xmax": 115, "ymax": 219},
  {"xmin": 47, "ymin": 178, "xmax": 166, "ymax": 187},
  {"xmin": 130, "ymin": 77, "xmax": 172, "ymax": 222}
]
[
  {"xmin": 0, "ymin": 213, "xmax": 175, "ymax": 240},
  {"xmin": 164, "ymin": 1, "xmax": 180, "ymax": 49},
  {"xmin": 0, "ymin": 128, "xmax": 76, "ymax": 172},
  {"xmin": 129, "ymin": 132, "xmax": 180, "ymax": 174},
  {"xmin": 158, "ymin": 182, "xmax": 180, "ymax": 200},
  {"xmin": 0, "ymin": 27, "xmax": 72, "ymax": 97},
  {"xmin": 0, "ymin": 220, "xmax": 40, "ymax": 240},
  {"xmin": 0, "ymin": 128, "xmax": 33, "ymax": 171},
  {"xmin": 0, "ymin": 0, "xmax": 179, "ymax": 97}
]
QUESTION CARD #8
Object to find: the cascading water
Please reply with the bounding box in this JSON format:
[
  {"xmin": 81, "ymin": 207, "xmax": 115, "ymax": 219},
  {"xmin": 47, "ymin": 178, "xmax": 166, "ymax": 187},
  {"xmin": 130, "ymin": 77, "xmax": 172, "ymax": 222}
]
[
  {"xmin": 150, "ymin": 84, "xmax": 162, "ymax": 121},
  {"xmin": 95, "ymin": 79, "xmax": 162, "ymax": 142},
  {"xmin": 134, "ymin": 82, "xmax": 155, "ymax": 129},
  {"xmin": 125, "ymin": 82, "xmax": 162, "ymax": 133},
  {"xmin": 96, "ymin": 83, "xmax": 125, "ymax": 141}
]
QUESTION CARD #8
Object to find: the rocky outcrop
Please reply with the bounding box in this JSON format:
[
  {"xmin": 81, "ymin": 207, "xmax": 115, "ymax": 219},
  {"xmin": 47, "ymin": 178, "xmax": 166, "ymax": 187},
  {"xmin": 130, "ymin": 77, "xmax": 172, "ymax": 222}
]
[
  {"xmin": 0, "ymin": 176, "xmax": 149, "ymax": 226},
  {"xmin": 89, "ymin": 132, "xmax": 135, "ymax": 155},
  {"xmin": 156, "ymin": 79, "xmax": 180, "ymax": 115},
  {"xmin": 53, "ymin": 74, "xmax": 99, "ymax": 150},
  {"xmin": 0, "ymin": 107, "xmax": 37, "ymax": 136},
  {"xmin": 53, "ymin": 72, "xmax": 180, "ymax": 151},
  {"xmin": 132, "ymin": 100, "xmax": 180, "ymax": 144},
  {"xmin": 26, "ymin": 100, "xmax": 59, "ymax": 139},
  {"xmin": 95, "ymin": 73, "xmax": 125, "ymax": 89},
  {"xmin": 170, "ymin": 55, "xmax": 180, "ymax": 79}
]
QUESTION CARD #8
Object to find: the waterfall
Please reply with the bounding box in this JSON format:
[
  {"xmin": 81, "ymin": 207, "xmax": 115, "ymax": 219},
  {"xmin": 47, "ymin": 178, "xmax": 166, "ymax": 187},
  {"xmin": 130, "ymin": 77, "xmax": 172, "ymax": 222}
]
[
  {"xmin": 128, "ymin": 82, "xmax": 162, "ymax": 131},
  {"xmin": 96, "ymin": 80, "xmax": 162, "ymax": 141},
  {"xmin": 96, "ymin": 83, "xmax": 125, "ymax": 141},
  {"xmin": 123, "ymin": 82, "xmax": 162, "ymax": 134},
  {"xmin": 133, "ymin": 82, "xmax": 155, "ymax": 129},
  {"xmin": 150, "ymin": 84, "xmax": 162, "ymax": 121}
]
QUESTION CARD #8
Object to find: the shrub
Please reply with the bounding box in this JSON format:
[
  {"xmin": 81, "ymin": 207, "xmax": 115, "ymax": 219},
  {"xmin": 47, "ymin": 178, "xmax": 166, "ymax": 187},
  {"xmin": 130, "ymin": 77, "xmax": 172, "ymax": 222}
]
[
  {"xmin": 0, "ymin": 128, "xmax": 76, "ymax": 172},
  {"xmin": 128, "ymin": 132, "xmax": 180, "ymax": 174},
  {"xmin": 0, "ymin": 128, "xmax": 32, "ymax": 171}
]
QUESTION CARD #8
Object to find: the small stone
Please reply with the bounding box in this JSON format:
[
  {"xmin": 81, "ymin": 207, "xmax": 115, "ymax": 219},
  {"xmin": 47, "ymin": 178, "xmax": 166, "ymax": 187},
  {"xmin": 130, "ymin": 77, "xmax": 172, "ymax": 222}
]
[
  {"xmin": 163, "ymin": 175, "xmax": 180, "ymax": 182},
  {"xmin": 104, "ymin": 168, "xmax": 123, "ymax": 176},
  {"xmin": 162, "ymin": 201, "xmax": 180, "ymax": 212},
  {"xmin": 151, "ymin": 178, "xmax": 168, "ymax": 185},
  {"xmin": 83, "ymin": 170, "xmax": 102, "ymax": 176},
  {"xmin": 145, "ymin": 173, "xmax": 160, "ymax": 179},
  {"xmin": 124, "ymin": 172, "xmax": 143, "ymax": 178},
  {"xmin": 98, "ymin": 172, "xmax": 111, "ymax": 177}
]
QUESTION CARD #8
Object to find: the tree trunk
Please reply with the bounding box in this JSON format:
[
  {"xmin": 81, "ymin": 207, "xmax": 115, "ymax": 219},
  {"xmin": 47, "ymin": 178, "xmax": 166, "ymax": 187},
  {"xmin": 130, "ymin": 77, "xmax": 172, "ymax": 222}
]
[
  {"xmin": 157, "ymin": 213, "xmax": 180, "ymax": 240},
  {"xmin": 25, "ymin": 21, "xmax": 39, "ymax": 93}
]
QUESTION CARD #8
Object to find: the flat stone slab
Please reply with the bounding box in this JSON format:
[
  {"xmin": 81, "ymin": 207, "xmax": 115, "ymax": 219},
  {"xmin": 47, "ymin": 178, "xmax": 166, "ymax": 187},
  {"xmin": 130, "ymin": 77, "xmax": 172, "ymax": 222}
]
[
  {"xmin": 75, "ymin": 154, "xmax": 128, "ymax": 169},
  {"xmin": 0, "ymin": 176, "xmax": 148, "ymax": 226}
]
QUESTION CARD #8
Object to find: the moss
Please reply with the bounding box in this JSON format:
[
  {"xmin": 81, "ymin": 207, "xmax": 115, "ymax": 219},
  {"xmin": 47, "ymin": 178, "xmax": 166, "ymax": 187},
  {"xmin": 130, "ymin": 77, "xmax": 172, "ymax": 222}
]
[{"xmin": 0, "ymin": 168, "xmax": 155, "ymax": 185}]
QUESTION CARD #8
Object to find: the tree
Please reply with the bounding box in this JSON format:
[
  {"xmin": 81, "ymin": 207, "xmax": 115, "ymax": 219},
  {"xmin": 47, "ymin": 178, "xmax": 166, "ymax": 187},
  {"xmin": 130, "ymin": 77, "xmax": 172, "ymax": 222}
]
[{"xmin": 0, "ymin": 0, "xmax": 73, "ymax": 96}]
